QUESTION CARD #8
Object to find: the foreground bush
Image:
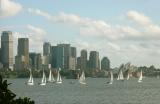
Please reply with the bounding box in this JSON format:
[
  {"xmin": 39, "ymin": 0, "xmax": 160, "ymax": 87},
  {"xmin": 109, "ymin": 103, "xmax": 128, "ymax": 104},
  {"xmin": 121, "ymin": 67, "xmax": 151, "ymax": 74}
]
[{"xmin": 0, "ymin": 75, "xmax": 35, "ymax": 104}]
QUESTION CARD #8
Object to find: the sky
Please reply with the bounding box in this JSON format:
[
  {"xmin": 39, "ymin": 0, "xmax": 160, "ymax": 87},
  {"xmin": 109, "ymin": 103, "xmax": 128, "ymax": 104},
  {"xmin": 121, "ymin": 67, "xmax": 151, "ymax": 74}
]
[{"xmin": 0, "ymin": 0, "xmax": 160, "ymax": 68}]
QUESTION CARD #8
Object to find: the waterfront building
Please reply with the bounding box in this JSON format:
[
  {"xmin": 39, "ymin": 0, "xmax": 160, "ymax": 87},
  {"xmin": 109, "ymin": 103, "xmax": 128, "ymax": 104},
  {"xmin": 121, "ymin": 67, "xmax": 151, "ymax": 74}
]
[
  {"xmin": 76, "ymin": 57, "xmax": 81, "ymax": 69},
  {"xmin": 43, "ymin": 42, "xmax": 51, "ymax": 56},
  {"xmin": 29, "ymin": 52, "xmax": 42, "ymax": 70},
  {"xmin": 88, "ymin": 51, "xmax": 100, "ymax": 70},
  {"xmin": 43, "ymin": 42, "xmax": 51, "ymax": 69},
  {"xmin": 69, "ymin": 47, "xmax": 76, "ymax": 70},
  {"xmin": 101, "ymin": 57, "xmax": 110, "ymax": 70},
  {"xmin": 51, "ymin": 44, "xmax": 76, "ymax": 70},
  {"xmin": 1, "ymin": 31, "xmax": 14, "ymax": 70},
  {"xmin": 16, "ymin": 38, "xmax": 29, "ymax": 70},
  {"xmin": 80, "ymin": 49, "xmax": 88, "ymax": 70}
]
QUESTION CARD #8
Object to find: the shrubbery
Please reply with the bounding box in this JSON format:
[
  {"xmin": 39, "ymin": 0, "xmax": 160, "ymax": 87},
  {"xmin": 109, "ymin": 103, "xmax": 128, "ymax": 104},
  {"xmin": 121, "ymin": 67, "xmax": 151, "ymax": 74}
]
[{"xmin": 0, "ymin": 75, "xmax": 35, "ymax": 104}]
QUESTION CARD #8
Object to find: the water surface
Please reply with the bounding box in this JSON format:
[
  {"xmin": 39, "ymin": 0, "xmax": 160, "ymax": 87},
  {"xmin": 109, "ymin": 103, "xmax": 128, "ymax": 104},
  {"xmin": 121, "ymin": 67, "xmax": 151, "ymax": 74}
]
[{"xmin": 8, "ymin": 78, "xmax": 160, "ymax": 104}]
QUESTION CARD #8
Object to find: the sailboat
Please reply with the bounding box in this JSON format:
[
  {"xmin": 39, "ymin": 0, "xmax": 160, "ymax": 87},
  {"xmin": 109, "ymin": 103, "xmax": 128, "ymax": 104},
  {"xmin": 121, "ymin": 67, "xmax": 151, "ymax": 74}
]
[
  {"xmin": 126, "ymin": 72, "xmax": 130, "ymax": 80},
  {"xmin": 117, "ymin": 69, "xmax": 124, "ymax": 81},
  {"xmin": 56, "ymin": 70, "xmax": 62, "ymax": 84},
  {"xmin": 39, "ymin": 70, "xmax": 47, "ymax": 85},
  {"xmin": 138, "ymin": 70, "xmax": 143, "ymax": 83},
  {"xmin": 79, "ymin": 70, "xmax": 86, "ymax": 85},
  {"xmin": 107, "ymin": 71, "xmax": 113, "ymax": 84},
  {"xmin": 27, "ymin": 69, "xmax": 34, "ymax": 85},
  {"xmin": 48, "ymin": 69, "xmax": 55, "ymax": 83}
]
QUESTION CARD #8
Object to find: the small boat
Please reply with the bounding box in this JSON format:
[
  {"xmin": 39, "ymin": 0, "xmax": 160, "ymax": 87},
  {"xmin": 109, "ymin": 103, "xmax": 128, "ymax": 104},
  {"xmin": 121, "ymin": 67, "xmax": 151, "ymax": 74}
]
[
  {"xmin": 27, "ymin": 69, "xmax": 34, "ymax": 85},
  {"xmin": 107, "ymin": 71, "xmax": 113, "ymax": 84},
  {"xmin": 79, "ymin": 70, "xmax": 86, "ymax": 85},
  {"xmin": 48, "ymin": 69, "xmax": 55, "ymax": 83},
  {"xmin": 126, "ymin": 72, "xmax": 130, "ymax": 80},
  {"xmin": 138, "ymin": 70, "xmax": 143, "ymax": 83},
  {"xmin": 56, "ymin": 69, "xmax": 62, "ymax": 84},
  {"xmin": 39, "ymin": 70, "xmax": 47, "ymax": 86},
  {"xmin": 117, "ymin": 69, "xmax": 124, "ymax": 81}
]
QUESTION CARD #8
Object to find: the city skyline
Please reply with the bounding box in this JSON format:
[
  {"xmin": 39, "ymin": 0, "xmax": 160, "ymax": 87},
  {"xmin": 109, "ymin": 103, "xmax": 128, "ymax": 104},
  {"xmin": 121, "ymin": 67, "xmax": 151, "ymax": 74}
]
[{"xmin": 1, "ymin": 0, "xmax": 160, "ymax": 68}]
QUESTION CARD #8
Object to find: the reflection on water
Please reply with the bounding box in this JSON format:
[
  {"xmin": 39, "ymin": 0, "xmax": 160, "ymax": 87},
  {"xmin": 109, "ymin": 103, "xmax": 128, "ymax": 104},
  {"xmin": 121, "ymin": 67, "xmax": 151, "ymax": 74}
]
[{"xmin": 8, "ymin": 78, "xmax": 160, "ymax": 104}]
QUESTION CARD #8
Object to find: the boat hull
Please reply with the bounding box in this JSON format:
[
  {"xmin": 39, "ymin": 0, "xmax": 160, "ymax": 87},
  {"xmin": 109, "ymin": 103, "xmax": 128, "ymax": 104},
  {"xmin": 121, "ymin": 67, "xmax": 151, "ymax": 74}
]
[
  {"xmin": 56, "ymin": 81, "xmax": 62, "ymax": 84},
  {"xmin": 39, "ymin": 83, "xmax": 46, "ymax": 86},
  {"xmin": 27, "ymin": 82, "xmax": 34, "ymax": 85}
]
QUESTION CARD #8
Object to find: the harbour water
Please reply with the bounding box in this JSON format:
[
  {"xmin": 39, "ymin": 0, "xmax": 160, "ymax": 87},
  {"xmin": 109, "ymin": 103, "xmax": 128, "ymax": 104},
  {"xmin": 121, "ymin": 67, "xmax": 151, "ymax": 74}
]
[{"xmin": 8, "ymin": 78, "xmax": 160, "ymax": 104}]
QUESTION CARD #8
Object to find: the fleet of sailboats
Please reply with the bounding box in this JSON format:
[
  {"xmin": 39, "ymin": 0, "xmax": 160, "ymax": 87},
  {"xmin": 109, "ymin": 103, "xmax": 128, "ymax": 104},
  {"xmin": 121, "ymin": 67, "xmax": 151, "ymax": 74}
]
[
  {"xmin": 79, "ymin": 70, "xmax": 86, "ymax": 85},
  {"xmin": 26, "ymin": 67, "xmax": 145, "ymax": 86},
  {"xmin": 27, "ymin": 69, "xmax": 34, "ymax": 85}
]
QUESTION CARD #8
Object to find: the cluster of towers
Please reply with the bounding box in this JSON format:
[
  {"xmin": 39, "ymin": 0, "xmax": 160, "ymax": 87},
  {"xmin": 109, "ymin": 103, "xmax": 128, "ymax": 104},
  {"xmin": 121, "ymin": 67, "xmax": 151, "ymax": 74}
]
[{"xmin": 0, "ymin": 31, "xmax": 110, "ymax": 71}]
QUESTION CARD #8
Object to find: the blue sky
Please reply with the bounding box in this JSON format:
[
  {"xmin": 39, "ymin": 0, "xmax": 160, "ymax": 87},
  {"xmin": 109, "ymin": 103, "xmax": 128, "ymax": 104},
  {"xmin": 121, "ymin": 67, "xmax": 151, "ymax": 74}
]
[{"xmin": 1, "ymin": 0, "xmax": 160, "ymax": 68}]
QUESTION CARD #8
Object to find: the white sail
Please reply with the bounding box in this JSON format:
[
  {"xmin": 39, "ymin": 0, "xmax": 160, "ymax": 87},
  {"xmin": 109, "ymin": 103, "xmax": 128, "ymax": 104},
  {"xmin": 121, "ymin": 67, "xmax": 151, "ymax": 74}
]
[
  {"xmin": 108, "ymin": 71, "xmax": 113, "ymax": 84},
  {"xmin": 119, "ymin": 69, "xmax": 124, "ymax": 80},
  {"xmin": 138, "ymin": 70, "xmax": 143, "ymax": 83},
  {"xmin": 40, "ymin": 70, "xmax": 46, "ymax": 85},
  {"xmin": 127, "ymin": 72, "xmax": 130, "ymax": 80},
  {"xmin": 27, "ymin": 69, "xmax": 34, "ymax": 85},
  {"xmin": 56, "ymin": 70, "xmax": 62, "ymax": 84},
  {"xmin": 48, "ymin": 69, "xmax": 55, "ymax": 82},
  {"xmin": 79, "ymin": 70, "xmax": 86, "ymax": 84},
  {"xmin": 117, "ymin": 69, "xmax": 124, "ymax": 80}
]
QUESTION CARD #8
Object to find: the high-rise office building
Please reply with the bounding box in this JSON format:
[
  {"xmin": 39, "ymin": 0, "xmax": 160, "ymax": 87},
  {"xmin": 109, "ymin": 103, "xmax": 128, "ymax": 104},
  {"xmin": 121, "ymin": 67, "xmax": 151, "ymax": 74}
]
[
  {"xmin": 76, "ymin": 57, "xmax": 81, "ymax": 69},
  {"xmin": 43, "ymin": 42, "xmax": 51, "ymax": 56},
  {"xmin": 1, "ymin": 31, "xmax": 14, "ymax": 70},
  {"xmin": 16, "ymin": 38, "xmax": 29, "ymax": 69},
  {"xmin": 43, "ymin": 42, "xmax": 51, "ymax": 69},
  {"xmin": 56, "ymin": 44, "xmax": 70, "ymax": 70},
  {"xmin": 51, "ymin": 46, "xmax": 57, "ymax": 68},
  {"xmin": 51, "ymin": 44, "xmax": 76, "ymax": 70},
  {"xmin": 88, "ymin": 51, "xmax": 100, "ymax": 70},
  {"xmin": 29, "ymin": 52, "xmax": 42, "ymax": 70},
  {"xmin": 101, "ymin": 57, "xmax": 110, "ymax": 70},
  {"xmin": 80, "ymin": 49, "xmax": 87, "ymax": 70},
  {"xmin": 69, "ymin": 47, "xmax": 76, "ymax": 70}
]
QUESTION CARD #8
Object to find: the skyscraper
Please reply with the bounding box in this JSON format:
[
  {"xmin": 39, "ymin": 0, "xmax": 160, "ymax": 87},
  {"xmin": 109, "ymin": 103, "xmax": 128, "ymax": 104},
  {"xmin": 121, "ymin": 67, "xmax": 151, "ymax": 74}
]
[
  {"xmin": 76, "ymin": 57, "xmax": 81, "ymax": 69},
  {"xmin": 69, "ymin": 47, "xmax": 76, "ymax": 70},
  {"xmin": 1, "ymin": 31, "xmax": 14, "ymax": 70},
  {"xmin": 51, "ymin": 44, "xmax": 76, "ymax": 70},
  {"xmin": 56, "ymin": 44, "xmax": 70, "ymax": 70},
  {"xmin": 16, "ymin": 38, "xmax": 29, "ymax": 69},
  {"xmin": 43, "ymin": 42, "xmax": 51, "ymax": 69},
  {"xmin": 88, "ymin": 51, "xmax": 100, "ymax": 70},
  {"xmin": 43, "ymin": 42, "xmax": 51, "ymax": 56},
  {"xmin": 80, "ymin": 49, "xmax": 87, "ymax": 70},
  {"xmin": 101, "ymin": 57, "xmax": 110, "ymax": 70},
  {"xmin": 51, "ymin": 46, "xmax": 57, "ymax": 68}
]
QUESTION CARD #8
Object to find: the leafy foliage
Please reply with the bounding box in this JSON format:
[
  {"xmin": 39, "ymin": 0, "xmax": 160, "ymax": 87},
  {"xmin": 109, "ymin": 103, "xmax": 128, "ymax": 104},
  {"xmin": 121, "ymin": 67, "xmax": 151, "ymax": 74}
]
[{"xmin": 0, "ymin": 75, "xmax": 35, "ymax": 104}]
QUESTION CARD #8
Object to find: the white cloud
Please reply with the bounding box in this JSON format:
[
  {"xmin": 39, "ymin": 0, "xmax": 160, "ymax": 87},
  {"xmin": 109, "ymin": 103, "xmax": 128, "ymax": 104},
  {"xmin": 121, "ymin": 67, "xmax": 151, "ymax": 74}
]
[
  {"xmin": 0, "ymin": 0, "xmax": 22, "ymax": 18},
  {"xmin": 27, "ymin": 8, "xmax": 160, "ymax": 67},
  {"xmin": 26, "ymin": 25, "xmax": 46, "ymax": 52},
  {"xmin": 28, "ymin": 8, "xmax": 142, "ymax": 41},
  {"xmin": 127, "ymin": 10, "xmax": 160, "ymax": 37},
  {"xmin": 27, "ymin": 24, "xmax": 46, "ymax": 35},
  {"xmin": 127, "ymin": 10, "xmax": 152, "ymax": 26}
]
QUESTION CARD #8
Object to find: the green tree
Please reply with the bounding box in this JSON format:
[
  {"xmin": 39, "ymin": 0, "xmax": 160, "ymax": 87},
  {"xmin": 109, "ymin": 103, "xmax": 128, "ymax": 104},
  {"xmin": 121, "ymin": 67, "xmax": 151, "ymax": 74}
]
[{"xmin": 0, "ymin": 75, "xmax": 35, "ymax": 104}]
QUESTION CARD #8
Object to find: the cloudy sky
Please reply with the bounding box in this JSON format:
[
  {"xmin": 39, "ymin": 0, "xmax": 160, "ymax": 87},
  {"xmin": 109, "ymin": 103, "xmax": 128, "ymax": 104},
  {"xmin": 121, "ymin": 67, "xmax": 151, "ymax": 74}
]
[{"xmin": 0, "ymin": 0, "xmax": 160, "ymax": 68}]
